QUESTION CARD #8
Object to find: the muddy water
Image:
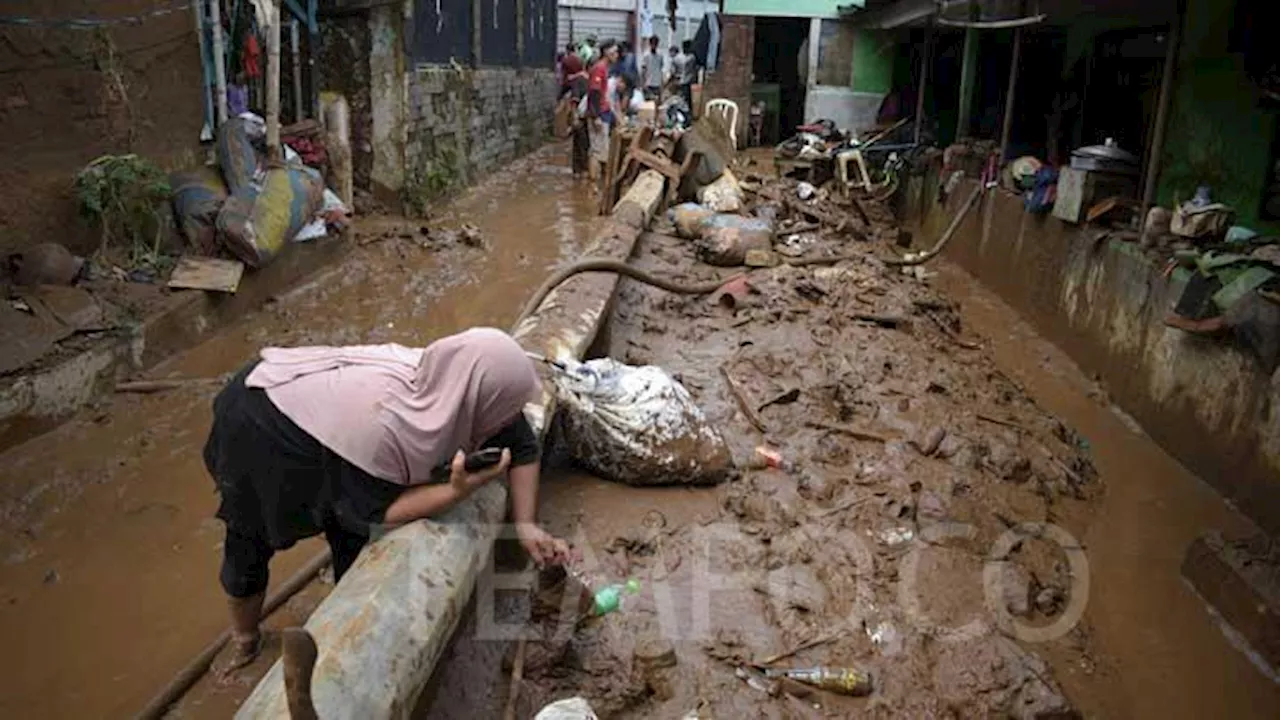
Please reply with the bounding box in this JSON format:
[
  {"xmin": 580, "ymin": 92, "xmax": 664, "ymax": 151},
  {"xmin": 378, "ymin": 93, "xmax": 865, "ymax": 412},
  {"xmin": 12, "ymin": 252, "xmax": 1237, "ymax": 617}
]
[
  {"xmin": 934, "ymin": 262, "xmax": 1280, "ymax": 718},
  {"xmin": 0, "ymin": 145, "xmax": 597, "ymax": 719}
]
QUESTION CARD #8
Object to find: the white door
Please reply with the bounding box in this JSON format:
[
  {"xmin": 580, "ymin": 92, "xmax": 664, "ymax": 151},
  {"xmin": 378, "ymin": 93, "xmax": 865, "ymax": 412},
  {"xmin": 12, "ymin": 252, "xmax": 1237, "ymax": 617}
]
[{"xmin": 558, "ymin": 7, "xmax": 630, "ymax": 49}]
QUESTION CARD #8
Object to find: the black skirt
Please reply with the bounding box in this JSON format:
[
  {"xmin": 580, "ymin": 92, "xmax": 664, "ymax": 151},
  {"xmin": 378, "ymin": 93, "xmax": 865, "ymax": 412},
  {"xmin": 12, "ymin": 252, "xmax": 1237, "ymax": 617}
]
[
  {"xmin": 203, "ymin": 362, "xmax": 543, "ymax": 550},
  {"xmin": 203, "ymin": 362, "xmax": 406, "ymax": 550}
]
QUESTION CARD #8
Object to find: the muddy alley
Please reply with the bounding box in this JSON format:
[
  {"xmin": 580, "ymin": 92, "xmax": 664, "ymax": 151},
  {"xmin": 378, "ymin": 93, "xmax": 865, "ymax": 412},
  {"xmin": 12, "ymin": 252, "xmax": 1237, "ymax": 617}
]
[
  {"xmin": 2, "ymin": 143, "xmax": 1278, "ymax": 720},
  {"xmin": 0, "ymin": 146, "xmax": 596, "ymax": 719}
]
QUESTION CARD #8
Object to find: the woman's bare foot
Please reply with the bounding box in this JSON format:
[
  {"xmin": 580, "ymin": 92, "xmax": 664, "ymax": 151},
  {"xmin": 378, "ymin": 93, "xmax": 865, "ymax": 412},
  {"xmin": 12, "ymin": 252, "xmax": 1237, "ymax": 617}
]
[
  {"xmin": 216, "ymin": 630, "xmax": 263, "ymax": 678},
  {"xmin": 282, "ymin": 628, "xmax": 319, "ymax": 720}
]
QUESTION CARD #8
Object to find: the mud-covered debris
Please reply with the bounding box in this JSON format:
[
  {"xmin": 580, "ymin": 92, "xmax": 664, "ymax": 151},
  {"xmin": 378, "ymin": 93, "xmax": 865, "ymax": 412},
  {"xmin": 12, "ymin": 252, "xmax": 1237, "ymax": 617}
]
[{"xmin": 911, "ymin": 426, "xmax": 947, "ymax": 456}]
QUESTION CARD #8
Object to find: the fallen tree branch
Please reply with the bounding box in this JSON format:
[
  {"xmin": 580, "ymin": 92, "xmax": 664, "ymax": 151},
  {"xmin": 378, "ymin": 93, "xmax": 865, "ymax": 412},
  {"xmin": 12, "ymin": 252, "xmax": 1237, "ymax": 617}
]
[
  {"xmin": 754, "ymin": 632, "xmax": 839, "ymax": 667},
  {"xmin": 806, "ymin": 420, "xmax": 889, "ymax": 443}
]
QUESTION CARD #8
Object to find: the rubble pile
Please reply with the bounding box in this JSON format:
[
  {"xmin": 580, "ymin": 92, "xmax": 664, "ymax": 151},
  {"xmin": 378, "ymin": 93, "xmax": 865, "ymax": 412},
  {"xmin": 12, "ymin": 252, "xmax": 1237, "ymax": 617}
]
[{"xmin": 517, "ymin": 173, "xmax": 1103, "ymax": 718}]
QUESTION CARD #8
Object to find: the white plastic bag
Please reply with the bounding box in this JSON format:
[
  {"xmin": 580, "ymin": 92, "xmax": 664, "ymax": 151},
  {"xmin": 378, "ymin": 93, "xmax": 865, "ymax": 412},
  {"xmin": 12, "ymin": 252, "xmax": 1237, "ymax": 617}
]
[
  {"xmin": 551, "ymin": 358, "xmax": 734, "ymax": 486},
  {"xmin": 535, "ymin": 697, "xmax": 598, "ymax": 720}
]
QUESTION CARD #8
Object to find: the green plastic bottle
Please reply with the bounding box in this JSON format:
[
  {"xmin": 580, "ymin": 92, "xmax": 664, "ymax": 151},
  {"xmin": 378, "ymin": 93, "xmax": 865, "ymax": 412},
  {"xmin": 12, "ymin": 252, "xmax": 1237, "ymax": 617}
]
[{"xmin": 593, "ymin": 578, "xmax": 641, "ymax": 615}]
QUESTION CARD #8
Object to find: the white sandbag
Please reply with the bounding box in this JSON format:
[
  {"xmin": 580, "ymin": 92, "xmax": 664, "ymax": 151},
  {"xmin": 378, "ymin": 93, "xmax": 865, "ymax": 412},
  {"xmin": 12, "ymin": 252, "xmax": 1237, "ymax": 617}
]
[
  {"xmin": 698, "ymin": 168, "xmax": 743, "ymax": 212},
  {"xmin": 551, "ymin": 358, "xmax": 734, "ymax": 486},
  {"xmin": 535, "ymin": 697, "xmax": 598, "ymax": 720}
]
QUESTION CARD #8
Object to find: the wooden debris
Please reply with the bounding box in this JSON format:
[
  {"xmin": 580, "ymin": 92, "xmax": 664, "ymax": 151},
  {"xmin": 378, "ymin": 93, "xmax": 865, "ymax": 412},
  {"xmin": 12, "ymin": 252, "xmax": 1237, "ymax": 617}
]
[
  {"xmin": 806, "ymin": 420, "xmax": 889, "ymax": 443},
  {"xmin": 167, "ymin": 256, "xmax": 245, "ymax": 293},
  {"xmin": 720, "ymin": 364, "xmax": 768, "ymax": 433},
  {"xmin": 754, "ymin": 633, "xmax": 839, "ymax": 667}
]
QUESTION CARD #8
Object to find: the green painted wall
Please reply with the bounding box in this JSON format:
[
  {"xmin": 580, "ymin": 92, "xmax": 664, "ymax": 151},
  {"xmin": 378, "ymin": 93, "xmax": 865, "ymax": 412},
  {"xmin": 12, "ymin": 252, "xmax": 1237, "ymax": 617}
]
[
  {"xmin": 723, "ymin": 0, "xmax": 861, "ymax": 20},
  {"xmin": 851, "ymin": 27, "xmax": 893, "ymax": 94},
  {"xmin": 1158, "ymin": 0, "xmax": 1277, "ymax": 230}
]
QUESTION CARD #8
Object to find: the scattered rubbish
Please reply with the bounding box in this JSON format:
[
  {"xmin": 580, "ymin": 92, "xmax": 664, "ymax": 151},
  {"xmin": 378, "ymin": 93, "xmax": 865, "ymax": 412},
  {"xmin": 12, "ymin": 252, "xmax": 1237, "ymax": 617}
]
[
  {"xmin": 591, "ymin": 578, "xmax": 641, "ymax": 616},
  {"xmin": 534, "ymin": 697, "xmax": 598, "ymax": 720},
  {"xmin": 711, "ymin": 275, "xmax": 753, "ymax": 310},
  {"xmin": 751, "ymin": 445, "xmax": 795, "ymax": 473},
  {"xmin": 735, "ymin": 665, "xmax": 779, "ymax": 695},
  {"xmin": 796, "ymin": 181, "xmax": 816, "ymax": 200},
  {"xmin": 910, "ymin": 426, "xmax": 947, "ymax": 456},
  {"xmin": 754, "ymin": 633, "xmax": 839, "ymax": 667},
  {"xmin": 878, "ymin": 527, "xmax": 915, "ymax": 546},
  {"xmin": 778, "ymin": 233, "xmax": 817, "ymax": 258},
  {"xmin": 744, "ymin": 248, "xmax": 779, "ymax": 267},
  {"xmin": 698, "ymin": 169, "xmax": 744, "ymax": 213},
  {"xmin": 805, "ymin": 420, "xmax": 889, "ymax": 443},
  {"xmin": 7, "ymin": 242, "xmax": 84, "ymax": 287},
  {"xmin": 43, "ymin": 568, "xmax": 59, "ymax": 585},
  {"xmin": 757, "ymin": 387, "xmax": 800, "ymax": 412},
  {"xmin": 762, "ymin": 666, "xmax": 873, "ymax": 697},
  {"xmin": 549, "ymin": 357, "xmax": 734, "ymax": 486},
  {"xmin": 166, "ymin": 256, "xmax": 245, "ymax": 293}
]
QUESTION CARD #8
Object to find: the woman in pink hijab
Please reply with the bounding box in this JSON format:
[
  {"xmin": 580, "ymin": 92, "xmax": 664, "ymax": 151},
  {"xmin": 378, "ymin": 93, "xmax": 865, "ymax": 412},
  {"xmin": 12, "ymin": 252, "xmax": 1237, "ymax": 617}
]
[{"xmin": 203, "ymin": 327, "xmax": 570, "ymax": 671}]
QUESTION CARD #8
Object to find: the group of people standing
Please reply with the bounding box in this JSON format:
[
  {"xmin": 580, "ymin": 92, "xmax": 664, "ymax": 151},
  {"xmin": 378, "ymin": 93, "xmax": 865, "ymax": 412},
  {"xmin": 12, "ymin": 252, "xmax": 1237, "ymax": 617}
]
[{"xmin": 557, "ymin": 35, "xmax": 698, "ymax": 187}]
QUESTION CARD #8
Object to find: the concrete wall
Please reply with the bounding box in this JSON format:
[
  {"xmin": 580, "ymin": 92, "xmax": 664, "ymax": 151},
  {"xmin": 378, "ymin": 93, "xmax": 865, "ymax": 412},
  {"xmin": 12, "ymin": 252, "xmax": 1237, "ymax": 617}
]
[
  {"xmin": 0, "ymin": 0, "xmax": 204, "ymax": 258},
  {"xmin": 905, "ymin": 172, "xmax": 1280, "ymax": 535},
  {"xmin": 405, "ymin": 67, "xmax": 556, "ymax": 194}
]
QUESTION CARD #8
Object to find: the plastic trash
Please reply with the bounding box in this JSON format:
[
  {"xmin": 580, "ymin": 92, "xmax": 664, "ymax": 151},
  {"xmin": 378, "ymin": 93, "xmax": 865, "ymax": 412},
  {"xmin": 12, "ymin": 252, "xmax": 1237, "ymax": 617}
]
[
  {"xmin": 592, "ymin": 578, "xmax": 641, "ymax": 616},
  {"xmin": 796, "ymin": 181, "xmax": 816, "ymax": 200},
  {"xmin": 550, "ymin": 357, "xmax": 735, "ymax": 486}
]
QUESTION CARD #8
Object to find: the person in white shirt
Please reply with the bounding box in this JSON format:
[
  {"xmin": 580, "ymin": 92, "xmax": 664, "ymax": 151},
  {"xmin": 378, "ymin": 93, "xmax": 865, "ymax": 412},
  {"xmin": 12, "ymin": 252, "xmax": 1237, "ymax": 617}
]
[
  {"xmin": 640, "ymin": 35, "xmax": 665, "ymax": 101},
  {"xmin": 608, "ymin": 73, "xmax": 646, "ymax": 125}
]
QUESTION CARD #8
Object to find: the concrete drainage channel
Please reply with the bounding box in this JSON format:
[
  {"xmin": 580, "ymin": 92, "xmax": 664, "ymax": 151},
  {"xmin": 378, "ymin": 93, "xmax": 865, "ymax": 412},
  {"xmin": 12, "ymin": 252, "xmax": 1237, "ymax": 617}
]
[{"xmin": 234, "ymin": 171, "xmax": 667, "ymax": 718}]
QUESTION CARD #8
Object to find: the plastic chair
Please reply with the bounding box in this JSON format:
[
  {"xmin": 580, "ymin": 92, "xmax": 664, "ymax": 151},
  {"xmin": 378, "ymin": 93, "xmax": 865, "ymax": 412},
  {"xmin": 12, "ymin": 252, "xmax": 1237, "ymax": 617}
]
[{"xmin": 704, "ymin": 99, "xmax": 739, "ymax": 149}]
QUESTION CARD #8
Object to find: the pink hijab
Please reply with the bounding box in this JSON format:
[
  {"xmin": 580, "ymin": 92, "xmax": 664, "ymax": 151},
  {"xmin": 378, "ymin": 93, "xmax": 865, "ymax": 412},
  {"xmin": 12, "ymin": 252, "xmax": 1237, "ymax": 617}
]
[{"xmin": 244, "ymin": 327, "xmax": 540, "ymax": 485}]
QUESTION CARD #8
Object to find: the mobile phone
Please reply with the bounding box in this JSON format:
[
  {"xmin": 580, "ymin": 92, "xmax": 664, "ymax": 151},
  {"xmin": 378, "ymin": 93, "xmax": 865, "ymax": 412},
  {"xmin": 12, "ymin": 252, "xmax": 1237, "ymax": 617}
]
[{"xmin": 464, "ymin": 447, "xmax": 505, "ymax": 473}]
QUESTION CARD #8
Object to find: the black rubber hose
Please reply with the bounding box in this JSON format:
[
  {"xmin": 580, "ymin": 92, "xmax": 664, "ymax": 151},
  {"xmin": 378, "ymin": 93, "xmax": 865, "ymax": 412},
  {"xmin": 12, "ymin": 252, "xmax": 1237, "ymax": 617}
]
[
  {"xmin": 882, "ymin": 184, "xmax": 984, "ymax": 267},
  {"xmin": 516, "ymin": 258, "xmax": 737, "ymax": 324}
]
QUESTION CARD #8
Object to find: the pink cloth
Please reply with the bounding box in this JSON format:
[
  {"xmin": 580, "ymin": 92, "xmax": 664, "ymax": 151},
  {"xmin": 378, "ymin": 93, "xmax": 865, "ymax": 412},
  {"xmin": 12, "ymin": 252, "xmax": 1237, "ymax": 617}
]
[{"xmin": 245, "ymin": 328, "xmax": 540, "ymax": 485}]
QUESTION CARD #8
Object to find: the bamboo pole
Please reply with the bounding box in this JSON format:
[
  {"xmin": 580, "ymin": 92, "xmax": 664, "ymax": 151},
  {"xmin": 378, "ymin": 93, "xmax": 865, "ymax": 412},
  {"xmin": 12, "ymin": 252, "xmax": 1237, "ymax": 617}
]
[
  {"xmin": 266, "ymin": 0, "xmax": 282, "ymax": 161},
  {"xmin": 291, "ymin": 18, "xmax": 304, "ymax": 122},
  {"xmin": 1141, "ymin": 0, "xmax": 1185, "ymax": 212},
  {"xmin": 193, "ymin": 0, "xmax": 216, "ymax": 136},
  {"xmin": 209, "ymin": 0, "xmax": 229, "ymax": 124},
  {"xmin": 913, "ymin": 18, "xmax": 933, "ymax": 146},
  {"xmin": 998, "ymin": 27, "xmax": 1023, "ymax": 162}
]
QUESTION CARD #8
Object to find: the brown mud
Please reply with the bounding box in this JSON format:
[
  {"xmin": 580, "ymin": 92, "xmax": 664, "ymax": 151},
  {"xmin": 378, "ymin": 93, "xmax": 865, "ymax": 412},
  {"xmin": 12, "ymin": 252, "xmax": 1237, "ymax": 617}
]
[
  {"xmin": 0, "ymin": 145, "xmax": 596, "ymax": 719},
  {"xmin": 424, "ymin": 178, "xmax": 1279, "ymax": 718}
]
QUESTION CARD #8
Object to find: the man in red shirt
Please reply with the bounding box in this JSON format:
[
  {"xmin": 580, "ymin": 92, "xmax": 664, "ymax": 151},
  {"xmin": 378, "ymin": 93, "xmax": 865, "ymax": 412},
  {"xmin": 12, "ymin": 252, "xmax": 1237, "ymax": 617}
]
[{"xmin": 586, "ymin": 40, "xmax": 619, "ymax": 187}]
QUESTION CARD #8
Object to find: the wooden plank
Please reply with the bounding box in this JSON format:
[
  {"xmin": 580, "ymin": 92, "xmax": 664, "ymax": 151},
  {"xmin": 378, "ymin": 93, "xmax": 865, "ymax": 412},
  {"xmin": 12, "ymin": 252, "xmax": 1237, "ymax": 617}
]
[{"xmin": 167, "ymin": 256, "xmax": 245, "ymax": 293}]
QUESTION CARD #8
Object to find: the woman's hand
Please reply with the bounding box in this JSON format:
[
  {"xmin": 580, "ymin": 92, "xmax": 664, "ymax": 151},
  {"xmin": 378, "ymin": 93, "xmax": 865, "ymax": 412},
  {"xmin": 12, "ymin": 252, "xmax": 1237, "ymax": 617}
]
[
  {"xmin": 448, "ymin": 448, "xmax": 510, "ymax": 498},
  {"xmin": 516, "ymin": 523, "xmax": 573, "ymax": 568}
]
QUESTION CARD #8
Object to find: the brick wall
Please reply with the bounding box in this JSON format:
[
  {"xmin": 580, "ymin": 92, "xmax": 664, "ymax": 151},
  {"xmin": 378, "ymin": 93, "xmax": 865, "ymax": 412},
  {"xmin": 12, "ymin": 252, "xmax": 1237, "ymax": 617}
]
[
  {"xmin": 406, "ymin": 67, "xmax": 556, "ymax": 195},
  {"xmin": 702, "ymin": 15, "xmax": 754, "ymax": 148}
]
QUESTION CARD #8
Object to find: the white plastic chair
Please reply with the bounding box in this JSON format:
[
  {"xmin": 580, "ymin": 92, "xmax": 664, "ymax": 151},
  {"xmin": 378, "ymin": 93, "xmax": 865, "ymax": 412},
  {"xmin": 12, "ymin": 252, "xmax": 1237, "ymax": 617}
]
[{"xmin": 704, "ymin": 99, "xmax": 739, "ymax": 149}]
